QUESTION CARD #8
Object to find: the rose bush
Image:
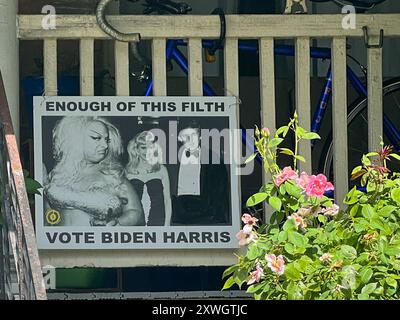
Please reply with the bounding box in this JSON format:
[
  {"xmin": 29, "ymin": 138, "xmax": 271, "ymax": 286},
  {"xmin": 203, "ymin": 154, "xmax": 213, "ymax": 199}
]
[{"xmin": 223, "ymin": 113, "xmax": 400, "ymax": 300}]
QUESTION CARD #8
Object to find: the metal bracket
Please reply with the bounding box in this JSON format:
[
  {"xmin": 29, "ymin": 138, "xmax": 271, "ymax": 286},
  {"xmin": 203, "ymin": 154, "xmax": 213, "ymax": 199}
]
[{"xmin": 362, "ymin": 26, "xmax": 384, "ymax": 49}]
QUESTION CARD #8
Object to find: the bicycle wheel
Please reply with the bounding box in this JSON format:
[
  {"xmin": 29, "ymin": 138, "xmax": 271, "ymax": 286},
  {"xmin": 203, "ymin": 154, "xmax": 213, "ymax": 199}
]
[{"xmin": 319, "ymin": 77, "xmax": 400, "ymax": 185}]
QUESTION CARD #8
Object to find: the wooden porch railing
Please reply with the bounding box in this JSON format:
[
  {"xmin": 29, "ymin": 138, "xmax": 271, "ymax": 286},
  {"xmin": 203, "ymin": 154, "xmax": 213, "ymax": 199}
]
[
  {"xmin": 16, "ymin": 13, "xmax": 400, "ymax": 267},
  {"xmin": 0, "ymin": 72, "xmax": 46, "ymax": 300}
]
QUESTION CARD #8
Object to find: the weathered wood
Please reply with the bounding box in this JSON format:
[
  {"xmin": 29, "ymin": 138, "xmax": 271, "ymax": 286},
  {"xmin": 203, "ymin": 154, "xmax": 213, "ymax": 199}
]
[
  {"xmin": 43, "ymin": 39, "xmax": 57, "ymax": 96},
  {"xmin": 259, "ymin": 37, "xmax": 276, "ymax": 222},
  {"xmin": 152, "ymin": 38, "xmax": 167, "ymax": 96},
  {"xmin": 295, "ymin": 37, "xmax": 312, "ymax": 173},
  {"xmin": 80, "ymin": 39, "xmax": 94, "ymax": 96},
  {"xmin": 332, "ymin": 37, "xmax": 348, "ymax": 204},
  {"xmin": 18, "ymin": 15, "xmax": 400, "ymax": 39},
  {"xmin": 224, "ymin": 38, "xmax": 239, "ymax": 97},
  {"xmin": 114, "ymin": 41, "xmax": 129, "ymax": 96},
  {"xmin": 367, "ymin": 37, "xmax": 383, "ymax": 152},
  {"xmin": 188, "ymin": 38, "xmax": 203, "ymax": 96}
]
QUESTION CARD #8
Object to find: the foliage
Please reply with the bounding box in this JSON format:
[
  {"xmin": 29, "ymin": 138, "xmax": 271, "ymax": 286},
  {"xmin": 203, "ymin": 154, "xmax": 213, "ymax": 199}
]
[{"xmin": 223, "ymin": 114, "xmax": 400, "ymax": 300}]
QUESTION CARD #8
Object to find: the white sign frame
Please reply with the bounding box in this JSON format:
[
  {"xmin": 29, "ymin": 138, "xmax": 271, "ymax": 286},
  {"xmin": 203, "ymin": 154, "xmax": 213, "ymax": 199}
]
[{"xmin": 34, "ymin": 96, "xmax": 241, "ymax": 250}]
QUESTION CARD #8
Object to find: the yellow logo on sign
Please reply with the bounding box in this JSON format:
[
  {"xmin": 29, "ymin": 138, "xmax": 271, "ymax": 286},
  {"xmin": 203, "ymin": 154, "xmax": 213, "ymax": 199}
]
[{"xmin": 45, "ymin": 209, "xmax": 61, "ymax": 225}]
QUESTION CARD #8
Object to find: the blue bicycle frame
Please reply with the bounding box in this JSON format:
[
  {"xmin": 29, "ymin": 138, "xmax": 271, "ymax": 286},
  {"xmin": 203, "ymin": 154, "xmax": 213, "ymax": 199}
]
[{"xmin": 143, "ymin": 39, "xmax": 400, "ymax": 159}]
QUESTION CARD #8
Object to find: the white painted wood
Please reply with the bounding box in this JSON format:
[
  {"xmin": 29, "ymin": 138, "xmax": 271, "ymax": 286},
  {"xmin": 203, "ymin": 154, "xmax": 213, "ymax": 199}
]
[
  {"xmin": 259, "ymin": 37, "xmax": 276, "ymax": 222},
  {"xmin": 224, "ymin": 38, "xmax": 239, "ymax": 97},
  {"xmin": 332, "ymin": 37, "xmax": 348, "ymax": 204},
  {"xmin": 188, "ymin": 38, "xmax": 203, "ymax": 96},
  {"xmin": 43, "ymin": 39, "xmax": 57, "ymax": 96},
  {"xmin": 295, "ymin": 37, "xmax": 311, "ymax": 173},
  {"xmin": 39, "ymin": 248, "xmax": 247, "ymax": 268},
  {"xmin": 368, "ymin": 37, "xmax": 383, "ymax": 152},
  {"xmin": 152, "ymin": 38, "xmax": 167, "ymax": 96},
  {"xmin": 80, "ymin": 39, "xmax": 94, "ymax": 96},
  {"xmin": 17, "ymin": 15, "xmax": 400, "ymax": 39},
  {"xmin": 114, "ymin": 41, "xmax": 129, "ymax": 96}
]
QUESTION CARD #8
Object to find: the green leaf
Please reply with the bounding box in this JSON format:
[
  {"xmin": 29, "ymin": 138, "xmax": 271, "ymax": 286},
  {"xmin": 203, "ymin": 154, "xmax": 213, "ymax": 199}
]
[
  {"xmin": 341, "ymin": 245, "xmax": 357, "ymax": 260},
  {"xmin": 247, "ymin": 282, "xmax": 265, "ymax": 293},
  {"xmin": 361, "ymin": 283, "xmax": 377, "ymax": 295},
  {"xmin": 222, "ymin": 265, "xmax": 238, "ymax": 279},
  {"xmin": 351, "ymin": 166, "xmax": 363, "ymax": 175},
  {"xmin": 275, "ymin": 126, "xmax": 289, "ymax": 137},
  {"xmin": 303, "ymin": 132, "xmax": 321, "ymax": 140},
  {"xmin": 357, "ymin": 293, "xmax": 370, "ymax": 300},
  {"xmin": 362, "ymin": 155, "xmax": 371, "ymax": 166},
  {"xmin": 288, "ymin": 231, "xmax": 307, "ymax": 248},
  {"xmin": 370, "ymin": 217, "xmax": 386, "ymax": 232},
  {"xmin": 246, "ymin": 192, "xmax": 268, "ymax": 207},
  {"xmin": 245, "ymin": 153, "xmax": 258, "ymax": 164},
  {"xmin": 278, "ymin": 230, "xmax": 288, "ymax": 243},
  {"xmin": 268, "ymin": 196, "xmax": 282, "ymax": 212},
  {"xmin": 285, "ymin": 263, "xmax": 302, "ymax": 281},
  {"xmin": 279, "ymin": 148, "xmax": 295, "ymax": 156},
  {"xmin": 389, "ymin": 153, "xmax": 400, "ymax": 161},
  {"xmin": 268, "ymin": 138, "xmax": 284, "ymax": 148},
  {"xmin": 386, "ymin": 278, "xmax": 398, "ymax": 289},
  {"xmin": 359, "ymin": 268, "xmax": 373, "ymax": 284},
  {"xmin": 391, "ymin": 188, "xmax": 400, "ymax": 206},
  {"xmin": 247, "ymin": 244, "xmax": 260, "ymax": 260},
  {"xmin": 294, "ymin": 155, "xmax": 306, "ymax": 163},
  {"xmin": 361, "ymin": 204, "xmax": 375, "ymax": 219},
  {"xmin": 285, "ymin": 182, "xmax": 302, "ymax": 198},
  {"xmin": 366, "ymin": 152, "xmax": 379, "ymax": 157},
  {"xmin": 25, "ymin": 177, "xmax": 43, "ymax": 196},
  {"xmin": 378, "ymin": 206, "xmax": 397, "ymax": 218},
  {"xmin": 384, "ymin": 245, "xmax": 400, "ymax": 256},
  {"xmin": 318, "ymin": 215, "xmax": 327, "ymax": 224},
  {"xmin": 283, "ymin": 218, "xmax": 297, "ymax": 232},
  {"xmin": 222, "ymin": 276, "xmax": 235, "ymax": 290},
  {"xmin": 284, "ymin": 243, "xmax": 295, "ymax": 255}
]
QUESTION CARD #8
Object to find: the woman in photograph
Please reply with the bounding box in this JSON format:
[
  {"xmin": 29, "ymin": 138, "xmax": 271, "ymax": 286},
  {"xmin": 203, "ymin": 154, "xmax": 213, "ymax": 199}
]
[
  {"xmin": 125, "ymin": 131, "xmax": 172, "ymax": 226},
  {"xmin": 44, "ymin": 116, "xmax": 145, "ymax": 226}
]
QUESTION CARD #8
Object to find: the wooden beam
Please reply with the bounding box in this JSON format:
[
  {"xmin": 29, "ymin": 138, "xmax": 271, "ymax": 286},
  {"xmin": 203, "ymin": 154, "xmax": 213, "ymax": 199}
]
[
  {"xmin": 43, "ymin": 39, "xmax": 57, "ymax": 96},
  {"xmin": 152, "ymin": 39, "xmax": 167, "ymax": 96},
  {"xmin": 18, "ymin": 15, "xmax": 400, "ymax": 40},
  {"xmin": 332, "ymin": 37, "xmax": 348, "ymax": 204},
  {"xmin": 80, "ymin": 39, "xmax": 94, "ymax": 96},
  {"xmin": 188, "ymin": 38, "xmax": 203, "ymax": 96},
  {"xmin": 114, "ymin": 41, "xmax": 129, "ymax": 96}
]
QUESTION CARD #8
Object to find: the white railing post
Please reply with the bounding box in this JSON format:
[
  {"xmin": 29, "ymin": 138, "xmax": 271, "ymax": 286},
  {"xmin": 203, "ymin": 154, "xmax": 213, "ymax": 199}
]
[
  {"xmin": 152, "ymin": 39, "xmax": 167, "ymax": 96},
  {"xmin": 367, "ymin": 37, "xmax": 383, "ymax": 152},
  {"xmin": 188, "ymin": 38, "xmax": 203, "ymax": 96},
  {"xmin": 295, "ymin": 37, "xmax": 311, "ymax": 174},
  {"xmin": 80, "ymin": 39, "xmax": 94, "ymax": 96},
  {"xmin": 43, "ymin": 39, "xmax": 57, "ymax": 96},
  {"xmin": 332, "ymin": 37, "xmax": 349, "ymax": 204},
  {"xmin": 114, "ymin": 41, "xmax": 130, "ymax": 96}
]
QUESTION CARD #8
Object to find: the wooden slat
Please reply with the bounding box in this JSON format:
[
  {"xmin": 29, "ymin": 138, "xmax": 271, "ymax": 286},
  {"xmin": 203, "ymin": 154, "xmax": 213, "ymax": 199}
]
[
  {"xmin": 188, "ymin": 38, "xmax": 203, "ymax": 96},
  {"xmin": 114, "ymin": 41, "xmax": 129, "ymax": 96},
  {"xmin": 224, "ymin": 38, "xmax": 239, "ymax": 97},
  {"xmin": 332, "ymin": 37, "xmax": 348, "ymax": 204},
  {"xmin": 152, "ymin": 38, "xmax": 167, "ymax": 96},
  {"xmin": 367, "ymin": 37, "xmax": 383, "ymax": 152},
  {"xmin": 18, "ymin": 15, "xmax": 400, "ymax": 39},
  {"xmin": 259, "ymin": 37, "xmax": 276, "ymax": 222},
  {"xmin": 295, "ymin": 37, "xmax": 311, "ymax": 173},
  {"xmin": 43, "ymin": 39, "xmax": 57, "ymax": 96},
  {"xmin": 80, "ymin": 39, "xmax": 94, "ymax": 96}
]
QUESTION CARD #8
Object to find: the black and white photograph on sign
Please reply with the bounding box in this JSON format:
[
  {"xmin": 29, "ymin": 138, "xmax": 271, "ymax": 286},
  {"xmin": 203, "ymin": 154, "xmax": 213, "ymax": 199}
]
[{"xmin": 34, "ymin": 97, "xmax": 240, "ymax": 249}]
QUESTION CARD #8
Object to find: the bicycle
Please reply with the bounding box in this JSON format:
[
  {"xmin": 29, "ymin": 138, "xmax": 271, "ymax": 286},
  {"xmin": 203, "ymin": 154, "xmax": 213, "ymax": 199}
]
[{"xmin": 96, "ymin": 0, "xmax": 400, "ymax": 188}]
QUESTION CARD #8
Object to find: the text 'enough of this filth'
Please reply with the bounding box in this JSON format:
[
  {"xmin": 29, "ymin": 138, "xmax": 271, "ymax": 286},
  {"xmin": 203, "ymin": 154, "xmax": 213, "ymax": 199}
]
[
  {"xmin": 45, "ymin": 101, "xmax": 226, "ymax": 112},
  {"xmin": 45, "ymin": 231, "xmax": 231, "ymax": 244}
]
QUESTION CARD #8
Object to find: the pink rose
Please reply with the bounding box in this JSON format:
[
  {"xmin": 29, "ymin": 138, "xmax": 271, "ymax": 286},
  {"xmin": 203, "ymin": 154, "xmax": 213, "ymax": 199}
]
[
  {"xmin": 305, "ymin": 174, "xmax": 334, "ymax": 198},
  {"xmin": 288, "ymin": 213, "xmax": 307, "ymax": 229},
  {"xmin": 247, "ymin": 265, "xmax": 264, "ymax": 285},
  {"xmin": 262, "ymin": 127, "xmax": 270, "ymax": 137},
  {"xmin": 265, "ymin": 254, "xmax": 286, "ymax": 275},
  {"xmin": 274, "ymin": 166, "xmax": 298, "ymax": 186},
  {"xmin": 241, "ymin": 214, "xmax": 258, "ymax": 226},
  {"xmin": 296, "ymin": 172, "xmax": 309, "ymax": 190},
  {"xmin": 236, "ymin": 230, "xmax": 257, "ymax": 246},
  {"xmin": 322, "ymin": 204, "xmax": 339, "ymax": 216},
  {"xmin": 243, "ymin": 224, "xmax": 253, "ymax": 235}
]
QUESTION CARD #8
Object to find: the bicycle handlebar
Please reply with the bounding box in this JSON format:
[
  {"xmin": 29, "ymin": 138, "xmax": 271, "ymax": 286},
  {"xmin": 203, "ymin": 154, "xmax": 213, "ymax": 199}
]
[{"xmin": 96, "ymin": 0, "xmax": 140, "ymax": 42}]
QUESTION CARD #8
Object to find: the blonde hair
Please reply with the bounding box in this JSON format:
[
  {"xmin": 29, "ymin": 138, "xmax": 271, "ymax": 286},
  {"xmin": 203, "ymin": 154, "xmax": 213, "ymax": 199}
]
[
  {"xmin": 126, "ymin": 131, "xmax": 163, "ymax": 174},
  {"xmin": 49, "ymin": 116, "xmax": 123, "ymax": 186}
]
